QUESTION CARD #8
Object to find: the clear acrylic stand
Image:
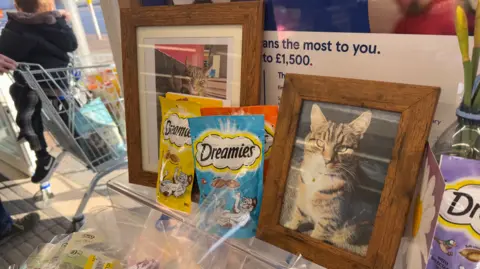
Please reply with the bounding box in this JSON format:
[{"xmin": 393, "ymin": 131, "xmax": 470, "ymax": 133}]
[{"xmin": 106, "ymin": 172, "xmax": 324, "ymax": 269}]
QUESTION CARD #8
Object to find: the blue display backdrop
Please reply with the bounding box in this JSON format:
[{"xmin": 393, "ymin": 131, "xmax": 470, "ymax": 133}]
[{"xmin": 264, "ymin": 0, "xmax": 370, "ymax": 33}]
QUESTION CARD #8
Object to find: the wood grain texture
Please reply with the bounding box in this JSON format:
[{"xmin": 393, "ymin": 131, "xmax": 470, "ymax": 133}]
[
  {"xmin": 257, "ymin": 74, "xmax": 440, "ymax": 269},
  {"xmin": 118, "ymin": 0, "xmax": 131, "ymax": 8},
  {"xmin": 121, "ymin": 1, "xmax": 264, "ymax": 187}
]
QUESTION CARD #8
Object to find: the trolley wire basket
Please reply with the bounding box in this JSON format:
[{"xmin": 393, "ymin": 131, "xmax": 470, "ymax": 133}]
[{"xmin": 13, "ymin": 62, "xmax": 128, "ymax": 230}]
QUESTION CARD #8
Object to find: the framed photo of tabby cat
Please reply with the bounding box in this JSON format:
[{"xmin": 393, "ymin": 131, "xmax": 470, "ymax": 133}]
[
  {"xmin": 257, "ymin": 74, "xmax": 440, "ymax": 269},
  {"xmin": 119, "ymin": 0, "xmax": 264, "ymax": 187}
]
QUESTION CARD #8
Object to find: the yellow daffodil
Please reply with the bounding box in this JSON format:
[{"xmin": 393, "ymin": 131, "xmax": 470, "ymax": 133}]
[{"xmin": 456, "ymin": 6, "xmax": 470, "ymax": 62}]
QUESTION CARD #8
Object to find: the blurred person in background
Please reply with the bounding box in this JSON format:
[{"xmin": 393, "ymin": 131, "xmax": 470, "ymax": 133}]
[
  {"xmin": 394, "ymin": 0, "xmax": 475, "ymax": 35},
  {"xmin": 0, "ymin": 53, "xmax": 40, "ymax": 244},
  {"xmin": 0, "ymin": 0, "xmax": 77, "ymax": 184}
]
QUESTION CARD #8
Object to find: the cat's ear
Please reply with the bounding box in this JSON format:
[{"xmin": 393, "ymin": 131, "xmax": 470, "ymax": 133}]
[
  {"xmin": 350, "ymin": 111, "xmax": 372, "ymax": 136},
  {"xmin": 310, "ymin": 104, "xmax": 327, "ymax": 131}
]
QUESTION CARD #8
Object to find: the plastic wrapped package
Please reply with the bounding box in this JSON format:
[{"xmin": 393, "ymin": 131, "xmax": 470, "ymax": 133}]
[
  {"xmin": 15, "ymin": 205, "xmax": 321, "ymax": 269},
  {"xmin": 125, "ymin": 206, "xmax": 312, "ymax": 269},
  {"xmin": 125, "ymin": 210, "xmax": 216, "ymax": 269},
  {"xmin": 73, "ymin": 207, "xmax": 146, "ymax": 269},
  {"xmin": 59, "ymin": 231, "xmax": 125, "ymax": 268},
  {"xmin": 188, "ymin": 190, "xmax": 318, "ymax": 269},
  {"xmin": 189, "ymin": 115, "xmax": 265, "ymax": 238},
  {"xmin": 110, "ymin": 181, "xmax": 324, "ymax": 269},
  {"xmin": 157, "ymin": 97, "xmax": 201, "ymax": 213},
  {"xmin": 14, "ymin": 207, "xmax": 144, "ymax": 269},
  {"xmin": 428, "ymin": 156, "xmax": 480, "ymax": 269},
  {"xmin": 18, "ymin": 234, "xmax": 71, "ymax": 269},
  {"xmin": 79, "ymin": 206, "xmax": 147, "ymax": 249},
  {"xmin": 17, "ymin": 231, "xmax": 124, "ymax": 269},
  {"xmin": 20, "ymin": 243, "xmax": 65, "ymax": 269},
  {"xmin": 200, "ymin": 106, "xmax": 279, "ymax": 181}
]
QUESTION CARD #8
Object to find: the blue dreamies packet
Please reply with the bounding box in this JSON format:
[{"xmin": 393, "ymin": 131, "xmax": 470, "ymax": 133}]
[{"xmin": 189, "ymin": 115, "xmax": 265, "ymax": 238}]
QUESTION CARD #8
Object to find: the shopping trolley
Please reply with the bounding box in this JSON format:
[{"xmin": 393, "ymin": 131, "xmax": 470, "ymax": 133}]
[{"xmin": 13, "ymin": 63, "xmax": 128, "ymax": 231}]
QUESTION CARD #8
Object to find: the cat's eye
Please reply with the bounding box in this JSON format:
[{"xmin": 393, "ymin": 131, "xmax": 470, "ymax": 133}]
[
  {"xmin": 315, "ymin": 140, "xmax": 324, "ymax": 148},
  {"xmin": 336, "ymin": 146, "xmax": 349, "ymax": 152}
]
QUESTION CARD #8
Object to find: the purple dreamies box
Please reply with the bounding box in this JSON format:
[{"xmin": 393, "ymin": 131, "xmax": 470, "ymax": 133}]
[{"xmin": 427, "ymin": 156, "xmax": 480, "ymax": 269}]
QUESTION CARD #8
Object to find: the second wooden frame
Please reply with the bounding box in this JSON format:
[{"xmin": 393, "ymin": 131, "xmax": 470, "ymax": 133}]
[{"xmin": 258, "ymin": 74, "xmax": 440, "ymax": 269}]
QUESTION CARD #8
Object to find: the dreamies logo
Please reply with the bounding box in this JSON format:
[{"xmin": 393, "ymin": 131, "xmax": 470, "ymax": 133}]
[
  {"xmin": 194, "ymin": 131, "xmax": 262, "ymax": 172},
  {"xmin": 163, "ymin": 113, "xmax": 191, "ymax": 147},
  {"xmin": 439, "ymin": 179, "xmax": 480, "ymax": 239}
]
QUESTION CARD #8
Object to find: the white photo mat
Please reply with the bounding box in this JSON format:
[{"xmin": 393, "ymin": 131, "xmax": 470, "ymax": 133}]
[{"xmin": 137, "ymin": 25, "xmax": 243, "ymax": 172}]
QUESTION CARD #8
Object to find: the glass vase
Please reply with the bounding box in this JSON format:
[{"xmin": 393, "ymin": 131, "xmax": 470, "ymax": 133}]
[{"xmin": 432, "ymin": 110, "xmax": 480, "ymax": 160}]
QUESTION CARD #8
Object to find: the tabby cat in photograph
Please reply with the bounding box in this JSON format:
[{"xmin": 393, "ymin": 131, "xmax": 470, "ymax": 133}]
[
  {"xmin": 282, "ymin": 104, "xmax": 373, "ymax": 256},
  {"xmin": 170, "ymin": 59, "xmax": 210, "ymax": 96}
]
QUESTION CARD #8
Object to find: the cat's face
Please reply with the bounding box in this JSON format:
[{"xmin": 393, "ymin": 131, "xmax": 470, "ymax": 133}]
[
  {"xmin": 186, "ymin": 65, "xmax": 209, "ymax": 96},
  {"xmin": 302, "ymin": 104, "xmax": 372, "ymax": 187},
  {"xmin": 239, "ymin": 197, "xmax": 257, "ymax": 212},
  {"xmin": 176, "ymin": 171, "xmax": 192, "ymax": 186}
]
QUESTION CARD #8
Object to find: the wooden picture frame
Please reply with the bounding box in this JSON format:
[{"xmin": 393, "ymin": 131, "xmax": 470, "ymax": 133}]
[
  {"xmin": 257, "ymin": 74, "xmax": 440, "ymax": 269},
  {"xmin": 120, "ymin": 0, "xmax": 264, "ymax": 187}
]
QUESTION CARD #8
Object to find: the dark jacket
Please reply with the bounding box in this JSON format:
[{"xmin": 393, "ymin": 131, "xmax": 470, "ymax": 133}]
[
  {"xmin": 0, "ymin": 11, "xmax": 78, "ymax": 96},
  {"xmin": 0, "ymin": 11, "xmax": 78, "ymax": 69}
]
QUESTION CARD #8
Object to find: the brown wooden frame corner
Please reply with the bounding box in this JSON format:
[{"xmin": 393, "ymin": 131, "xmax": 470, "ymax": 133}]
[
  {"xmin": 257, "ymin": 74, "xmax": 440, "ymax": 269},
  {"xmin": 120, "ymin": 0, "xmax": 265, "ymax": 187}
]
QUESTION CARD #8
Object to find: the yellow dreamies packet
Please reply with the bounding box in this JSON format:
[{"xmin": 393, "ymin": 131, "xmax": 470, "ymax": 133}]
[
  {"xmin": 165, "ymin": 92, "xmax": 223, "ymax": 107},
  {"xmin": 157, "ymin": 97, "xmax": 201, "ymax": 213}
]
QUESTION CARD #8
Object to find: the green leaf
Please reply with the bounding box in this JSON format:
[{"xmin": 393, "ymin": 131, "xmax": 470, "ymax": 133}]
[
  {"xmin": 472, "ymin": 48, "xmax": 480, "ymax": 83},
  {"xmin": 463, "ymin": 60, "xmax": 473, "ymax": 110},
  {"xmin": 472, "ymin": 83, "xmax": 480, "ymax": 112}
]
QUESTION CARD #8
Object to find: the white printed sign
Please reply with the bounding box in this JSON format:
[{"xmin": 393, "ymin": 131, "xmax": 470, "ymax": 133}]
[{"xmin": 262, "ymin": 31, "xmax": 466, "ymax": 144}]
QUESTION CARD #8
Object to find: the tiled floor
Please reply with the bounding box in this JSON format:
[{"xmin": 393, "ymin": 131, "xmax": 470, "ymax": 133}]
[
  {"xmin": 0, "ymin": 157, "xmax": 116, "ymax": 220},
  {"xmin": 0, "ymin": 170, "xmax": 71, "ymax": 267},
  {"xmin": 0, "ymin": 151, "xmax": 126, "ymax": 266}
]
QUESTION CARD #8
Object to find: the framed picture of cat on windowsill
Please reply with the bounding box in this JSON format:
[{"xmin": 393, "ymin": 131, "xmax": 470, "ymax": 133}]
[
  {"xmin": 120, "ymin": 0, "xmax": 264, "ymax": 187},
  {"xmin": 137, "ymin": 28, "xmax": 241, "ymax": 174},
  {"xmin": 257, "ymin": 74, "xmax": 440, "ymax": 269}
]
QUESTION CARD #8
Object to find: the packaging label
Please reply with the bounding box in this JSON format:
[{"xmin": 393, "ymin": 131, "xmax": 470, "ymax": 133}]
[
  {"xmin": 428, "ymin": 156, "xmax": 480, "ymax": 269},
  {"xmin": 194, "ymin": 131, "xmax": 262, "ymax": 172},
  {"xmin": 189, "ymin": 115, "xmax": 265, "ymax": 238},
  {"xmin": 200, "ymin": 106, "xmax": 278, "ymax": 181},
  {"xmin": 440, "ymin": 180, "xmax": 480, "ymax": 238},
  {"xmin": 157, "ymin": 97, "xmax": 201, "ymax": 213},
  {"xmin": 163, "ymin": 113, "xmax": 191, "ymax": 147}
]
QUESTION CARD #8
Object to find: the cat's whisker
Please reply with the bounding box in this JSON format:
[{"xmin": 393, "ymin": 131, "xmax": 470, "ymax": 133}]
[{"xmin": 338, "ymin": 165, "xmax": 356, "ymax": 180}]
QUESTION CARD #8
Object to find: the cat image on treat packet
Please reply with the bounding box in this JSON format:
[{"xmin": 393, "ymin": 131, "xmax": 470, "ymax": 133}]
[
  {"xmin": 157, "ymin": 97, "xmax": 201, "ymax": 213},
  {"xmin": 427, "ymin": 156, "xmax": 480, "ymax": 269},
  {"xmin": 189, "ymin": 115, "xmax": 265, "ymax": 238},
  {"xmin": 200, "ymin": 106, "xmax": 278, "ymax": 180}
]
